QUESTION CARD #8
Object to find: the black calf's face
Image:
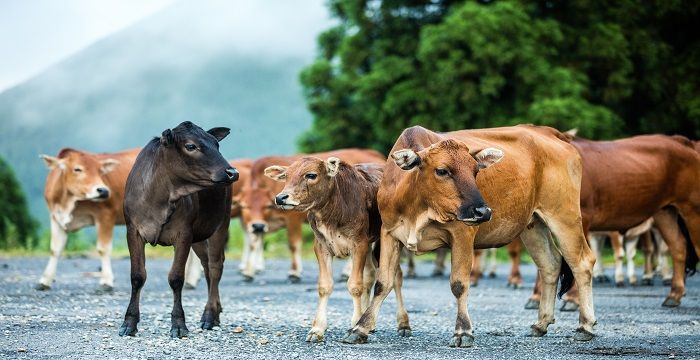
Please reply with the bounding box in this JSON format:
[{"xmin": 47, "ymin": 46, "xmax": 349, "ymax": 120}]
[
  {"xmin": 160, "ymin": 121, "xmax": 238, "ymax": 186},
  {"xmin": 391, "ymin": 139, "xmax": 503, "ymax": 225}
]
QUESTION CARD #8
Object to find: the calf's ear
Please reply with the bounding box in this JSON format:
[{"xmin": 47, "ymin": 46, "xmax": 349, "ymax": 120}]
[
  {"xmin": 391, "ymin": 149, "xmax": 421, "ymax": 170},
  {"xmin": 326, "ymin": 157, "xmax": 341, "ymax": 177},
  {"xmin": 100, "ymin": 159, "xmax": 120, "ymax": 175},
  {"xmin": 39, "ymin": 155, "xmax": 65, "ymax": 170},
  {"xmin": 264, "ymin": 165, "xmax": 288, "ymax": 182},
  {"xmin": 471, "ymin": 147, "xmax": 504, "ymax": 169},
  {"xmin": 160, "ymin": 129, "xmax": 174, "ymax": 147},
  {"xmin": 207, "ymin": 127, "xmax": 230, "ymax": 142}
]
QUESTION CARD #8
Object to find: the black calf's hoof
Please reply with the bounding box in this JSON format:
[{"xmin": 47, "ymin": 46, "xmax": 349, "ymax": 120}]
[
  {"xmin": 662, "ymin": 279, "xmax": 672, "ymax": 286},
  {"xmin": 397, "ymin": 327, "xmax": 412, "ymax": 337},
  {"xmin": 573, "ymin": 327, "xmax": 594, "ymax": 342},
  {"xmin": 528, "ymin": 325, "xmax": 547, "ymax": 337},
  {"xmin": 288, "ymin": 274, "xmax": 302, "ymax": 284},
  {"xmin": 118, "ymin": 324, "xmax": 137, "ymax": 337},
  {"xmin": 524, "ymin": 299, "xmax": 540, "ymax": 310},
  {"xmin": 341, "ymin": 330, "xmax": 368, "ymax": 344},
  {"xmin": 560, "ymin": 300, "xmax": 579, "ymax": 312},
  {"xmin": 449, "ymin": 333, "xmax": 474, "ymax": 348},
  {"xmin": 662, "ymin": 297, "xmax": 680, "ymax": 307},
  {"xmin": 35, "ymin": 283, "xmax": 51, "ymax": 291},
  {"xmin": 170, "ymin": 325, "xmax": 189, "ymax": 338},
  {"xmin": 641, "ymin": 278, "xmax": 653, "ymax": 286},
  {"xmin": 200, "ymin": 310, "xmax": 220, "ymax": 330}
]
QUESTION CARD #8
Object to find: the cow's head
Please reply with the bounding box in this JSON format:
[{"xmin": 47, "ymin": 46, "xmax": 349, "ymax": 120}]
[
  {"xmin": 158, "ymin": 121, "xmax": 238, "ymax": 187},
  {"xmin": 391, "ymin": 139, "xmax": 503, "ymax": 225},
  {"xmin": 40, "ymin": 149, "xmax": 119, "ymax": 201},
  {"xmin": 264, "ymin": 156, "xmax": 340, "ymax": 212},
  {"xmin": 239, "ymin": 186, "xmax": 275, "ymax": 235}
]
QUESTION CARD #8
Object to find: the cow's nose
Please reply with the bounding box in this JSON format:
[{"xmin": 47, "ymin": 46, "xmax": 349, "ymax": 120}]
[
  {"xmin": 473, "ymin": 206, "xmax": 492, "ymax": 222},
  {"xmin": 96, "ymin": 187, "xmax": 110, "ymax": 199},
  {"xmin": 225, "ymin": 167, "xmax": 239, "ymax": 182},
  {"xmin": 251, "ymin": 223, "xmax": 266, "ymax": 234},
  {"xmin": 275, "ymin": 194, "xmax": 289, "ymax": 206}
]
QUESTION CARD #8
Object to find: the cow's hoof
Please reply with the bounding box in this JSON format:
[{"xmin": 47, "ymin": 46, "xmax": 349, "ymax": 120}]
[
  {"xmin": 641, "ymin": 278, "xmax": 653, "ymax": 286},
  {"xmin": 184, "ymin": 283, "xmax": 196, "ymax": 290},
  {"xmin": 200, "ymin": 310, "xmax": 220, "ymax": 330},
  {"xmin": 242, "ymin": 274, "xmax": 254, "ymax": 283},
  {"xmin": 560, "ymin": 300, "xmax": 579, "ymax": 312},
  {"xmin": 508, "ymin": 282, "xmax": 522, "ymax": 289},
  {"xmin": 35, "ymin": 283, "xmax": 51, "ymax": 291},
  {"xmin": 288, "ymin": 274, "xmax": 302, "ymax": 284},
  {"xmin": 615, "ymin": 281, "xmax": 625, "ymax": 288},
  {"xmin": 524, "ymin": 299, "xmax": 540, "ymax": 310},
  {"xmin": 662, "ymin": 297, "xmax": 680, "ymax": 307},
  {"xmin": 97, "ymin": 284, "xmax": 113, "ymax": 293},
  {"xmin": 431, "ymin": 269, "xmax": 444, "ymax": 278},
  {"xmin": 629, "ymin": 280, "xmax": 638, "ymax": 287},
  {"xmin": 406, "ymin": 271, "xmax": 418, "ymax": 279},
  {"xmin": 397, "ymin": 327, "xmax": 412, "ymax": 337},
  {"xmin": 338, "ymin": 274, "xmax": 349, "ymax": 282},
  {"xmin": 470, "ymin": 281, "xmax": 478, "ymax": 288},
  {"xmin": 574, "ymin": 327, "xmax": 594, "ymax": 342},
  {"xmin": 170, "ymin": 325, "xmax": 189, "ymax": 338},
  {"xmin": 488, "ymin": 272, "xmax": 496, "ymax": 279},
  {"xmin": 118, "ymin": 324, "xmax": 137, "ymax": 337},
  {"xmin": 341, "ymin": 330, "xmax": 368, "ymax": 344},
  {"xmin": 528, "ymin": 325, "xmax": 547, "ymax": 337},
  {"xmin": 449, "ymin": 333, "xmax": 474, "ymax": 348},
  {"xmin": 305, "ymin": 330, "xmax": 324, "ymax": 343},
  {"xmin": 594, "ymin": 275, "xmax": 610, "ymax": 283},
  {"xmin": 662, "ymin": 279, "xmax": 672, "ymax": 286}
]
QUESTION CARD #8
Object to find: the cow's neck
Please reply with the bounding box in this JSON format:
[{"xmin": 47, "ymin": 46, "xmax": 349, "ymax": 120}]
[{"xmin": 46, "ymin": 174, "xmax": 79, "ymax": 229}]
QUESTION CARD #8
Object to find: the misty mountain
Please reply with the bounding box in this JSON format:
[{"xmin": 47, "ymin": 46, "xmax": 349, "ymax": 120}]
[{"xmin": 0, "ymin": 1, "xmax": 328, "ymax": 223}]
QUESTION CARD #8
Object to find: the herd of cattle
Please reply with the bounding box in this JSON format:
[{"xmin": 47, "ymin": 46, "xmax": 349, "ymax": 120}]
[{"xmin": 35, "ymin": 121, "xmax": 699, "ymax": 347}]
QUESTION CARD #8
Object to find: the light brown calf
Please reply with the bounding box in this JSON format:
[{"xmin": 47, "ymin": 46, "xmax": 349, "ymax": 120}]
[{"xmin": 343, "ymin": 125, "xmax": 596, "ymax": 347}]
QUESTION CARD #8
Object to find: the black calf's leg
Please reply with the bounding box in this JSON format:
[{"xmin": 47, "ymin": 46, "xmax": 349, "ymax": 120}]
[
  {"xmin": 169, "ymin": 242, "xmax": 191, "ymax": 338},
  {"xmin": 201, "ymin": 226, "xmax": 228, "ymax": 329},
  {"xmin": 119, "ymin": 232, "xmax": 146, "ymax": 337}
]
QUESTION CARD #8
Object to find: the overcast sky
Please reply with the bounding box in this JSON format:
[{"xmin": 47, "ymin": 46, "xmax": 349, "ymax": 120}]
[{"xmin": 0, "ymin": 0, "xmax": 331, "ymax": 92}]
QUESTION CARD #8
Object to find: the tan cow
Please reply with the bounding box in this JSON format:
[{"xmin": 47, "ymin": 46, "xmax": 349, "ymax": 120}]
[
  {"xmin": 343, "ymin": 125, "xmax": 596, "ymax": 347},
  {"xmin": 37, "ymin": 148, "xmax": 139, "ymax": 290},
  {"xmin": 238, "ymin": 149, "xmax": 385, "ymax": 282}
]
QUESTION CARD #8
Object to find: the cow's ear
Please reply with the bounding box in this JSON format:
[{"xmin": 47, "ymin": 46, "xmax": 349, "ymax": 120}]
[
  {"xmin": 391, "ymin": 149, "xmax": 421, "ymax": 170},
  {"xmin": 100, "ymin": 159, "xmax": 120, "ymax": 175},
  {"xmin": 264, "ymin": 165, "xmax": 288, "ymax": 182},
  {"xmin": 325, "ymin": 157, "xmax": 340, "ymax": 177},
  {"xmin": 160, "ymin": 129, "xmax": 174, "ymax": 147},
  {"xmin": 207, "ymin": 127, "xmax": 230, "ymax": 142},
  {"xmin": 40, "ymin": 155, "xmax": 65, "ymax": 170},
  {"xmin": 471, "ymin": 147, "xmax": 504, "ymax": 169}
]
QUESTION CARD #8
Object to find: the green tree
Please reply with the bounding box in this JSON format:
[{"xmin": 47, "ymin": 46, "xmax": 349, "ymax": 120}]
[
  {"xmin": 300, "ymin": 0, "xmax": 700, "ymax": 153},
  {"xmin": 0, "ymin": 156, "xmax": 38, "ymax": 248}
]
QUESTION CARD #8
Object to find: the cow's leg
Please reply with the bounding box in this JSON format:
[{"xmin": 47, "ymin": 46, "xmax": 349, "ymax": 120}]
[
  {"xmin": 184, "ymin": 248, "xmax": 203, "ymax": 289},
  {"xmin": 508, "ymin": 238, "xmax": 523, "ymax": 288},
  {"xmin": 349, "ymin": 241, "xmax": 369, "ymax": 327},
  {"xmin": 287, "ymin": 217, "xmax": 303, "ymax": 283},
  {"xmin": 448, "ymin": 235, "xmax": 475, "ymax": 348},
  {"xmin": 640, "ymin": 231, "xmax": 655, "ymax": 286},
  {"xmin": 95, "ymin": 216, "xmax": 115, "ymax": 291},
  {"xmin": 343, "ymin": 231, "xmax": 401, "ymax": 344},
  {"xmin": 362, "ymin": 253, "xmax": 377, "ymax": 312},
  {"xmin": 241, "ymin": 232, "xmax": 262, "ymax": 281},
  {"xmin": 37, "ymin": 218, "xmax": 68, "ymax": 290},
  {"xmin": 253, "ymin": 231, "xmax": 265, "ymax": 272},
  {"xmin": 405, "ymin": 250, "xmax": 417, "ymax": 278},
  {"xmin": 433, "ymin": 248, "xmax": 448, "ymax": 277},
  {"xmin": 169, "ymin": 241, "xmax": 191, "ymax": 338},
  {"xmin": 470, "ymin": 250, "xmax": 482, "ymax": 287},
  {"xmin": 487, "ymin": 248, "xmax": 497, "ymax": 278},
  {"xmin": 625, "ymin": 235, "xmax": 640, "ymax": 286},
  {"xmin": 610, "ymin": 232, "xmax": 624, "ymax": 286},
  {"xmin": 589, "ymin": 234, "xmax": 607, "ymax": 283},
  {"xmin": 653, "ymin": 209, "xmax": 686, "ymax": 307},
  {"xmin": 519, "ymin": 221, "xmax": 561, "ymax": 337},
  {"xmin": 525, "ymin": 272, "xmax": 542, "ymax": 310},
  {"xmin": 653, "ymin": 228, "xmax": 672, "ymax": 285},
  {"xmin": 118, "ymin": 230, "xmax": 146, "ymax": 337},
  {"xmin": 307, "ymin": 239, "xmax": 333, "ymax": 342},
  {"xmin": 239, "ymin": 230, "xmax": 251, "ymax": 272},
  {"xmin": 192, "ymin": 241, "xmax": 210, "ymax": 288},
  {"xmin": 201, "ymin": 227, "xmax": 227, "ymax": 330},
  {"xmin": 544, "ymin": 213, "xmax": 596, "ymax": 341},
  {"xmin": 393, "ymin": 253, "xmax": 411, "ymax": 336}
]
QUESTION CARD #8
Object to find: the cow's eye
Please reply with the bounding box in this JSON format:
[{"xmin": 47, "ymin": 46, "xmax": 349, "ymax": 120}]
[
  {"xmin": 184, "ymin": 143, "xmax": 197, "ymax": 151},
  {"xmin": 73, "ymin": 167, "xmax": 83, "ymax": 173},
  {"xmin": 305, "ymin": 173, "xmax": 318, "ymax": 180},
  {"xmin": 435, "ymin": 168, "xmax": 450, "ymax": 177}
]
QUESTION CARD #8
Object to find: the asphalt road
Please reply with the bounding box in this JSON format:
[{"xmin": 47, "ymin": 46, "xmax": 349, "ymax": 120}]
[{"xmin": 1, "ymin": 256, "xmax": 699, "ymax": 359}]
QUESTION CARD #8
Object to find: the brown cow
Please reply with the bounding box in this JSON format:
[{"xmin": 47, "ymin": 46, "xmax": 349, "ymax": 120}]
[
  {"xmin": 527, "ymin": 134, "xmax": 700, "ymax": 310},
  {"xmin": 37, "ymin": 148, "xmax": 140, "ymax": 291},
  {"xmin": 264, "ymin": 157, "xmax": 409, "ymax": 342},
  {"xmin": 343, "ymin": 125, "xmax": 597, "ymax": 347},
  {"xmin": 238, "ymin": 149, "xmax": 385, "ymax": 282}
]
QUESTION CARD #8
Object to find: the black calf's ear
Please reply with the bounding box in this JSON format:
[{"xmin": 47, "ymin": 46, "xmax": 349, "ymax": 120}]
[
  {"xmin": 207, "ymin": 127, "xmax": 230, "ymax": 142},
  {"xmin": 161, "ymin": 129, "xmax": 174, "ymax": 147}
]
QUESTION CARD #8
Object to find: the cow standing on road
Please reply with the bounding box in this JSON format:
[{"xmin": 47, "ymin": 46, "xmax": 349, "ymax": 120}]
[{"xmin": 118, "ymin": 121, "xmax": 238, "ymax": 338}]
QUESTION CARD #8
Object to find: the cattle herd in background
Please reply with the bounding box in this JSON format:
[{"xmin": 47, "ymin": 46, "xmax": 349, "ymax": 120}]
[{"xmin": 36, "ymin": 121, "xmax": 700, "ymax": 347}]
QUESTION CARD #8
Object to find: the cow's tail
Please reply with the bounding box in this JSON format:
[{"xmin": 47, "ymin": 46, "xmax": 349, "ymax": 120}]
[
  {"xmin": 558, "ymin": 259, "xmax": 575, "ymax": 299},
  {"xmin": 679, "ymin": 217, "xmax": 699, "ymax": 276},
  {"xmin": 372, "ymin": 238, "xmax": 381, "ymax": 264}
]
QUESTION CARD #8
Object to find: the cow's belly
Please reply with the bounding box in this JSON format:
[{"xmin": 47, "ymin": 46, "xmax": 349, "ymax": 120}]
[
  {"xmin": 316, "ymin": 224, "xmax": 353, "ymax": 258},
  {"xmin": 64, "ymin": 213, "xmax": 95, "ymax": 232}
]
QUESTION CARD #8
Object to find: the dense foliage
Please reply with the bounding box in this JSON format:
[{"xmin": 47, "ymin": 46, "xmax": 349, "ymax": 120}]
[
  {"xmin": 0, "ymin": 156, "xmax": 38, "ymax": 248},
  {"xmin": 300, "ymin": 0, "xmax": 700, "ymax": 152}
]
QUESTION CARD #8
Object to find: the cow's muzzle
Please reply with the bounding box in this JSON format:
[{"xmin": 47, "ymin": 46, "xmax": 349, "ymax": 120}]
[
  {"xmin": 251, "ymin": 223, "xmax": 268, "ymax": 234},
  {"xmin": 274, "ymin": 193, "xmax": 299, "ymax": 210},
  {"xmin": 458, "ymin": 205, "xmax": 492, "ymax": 225}
]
